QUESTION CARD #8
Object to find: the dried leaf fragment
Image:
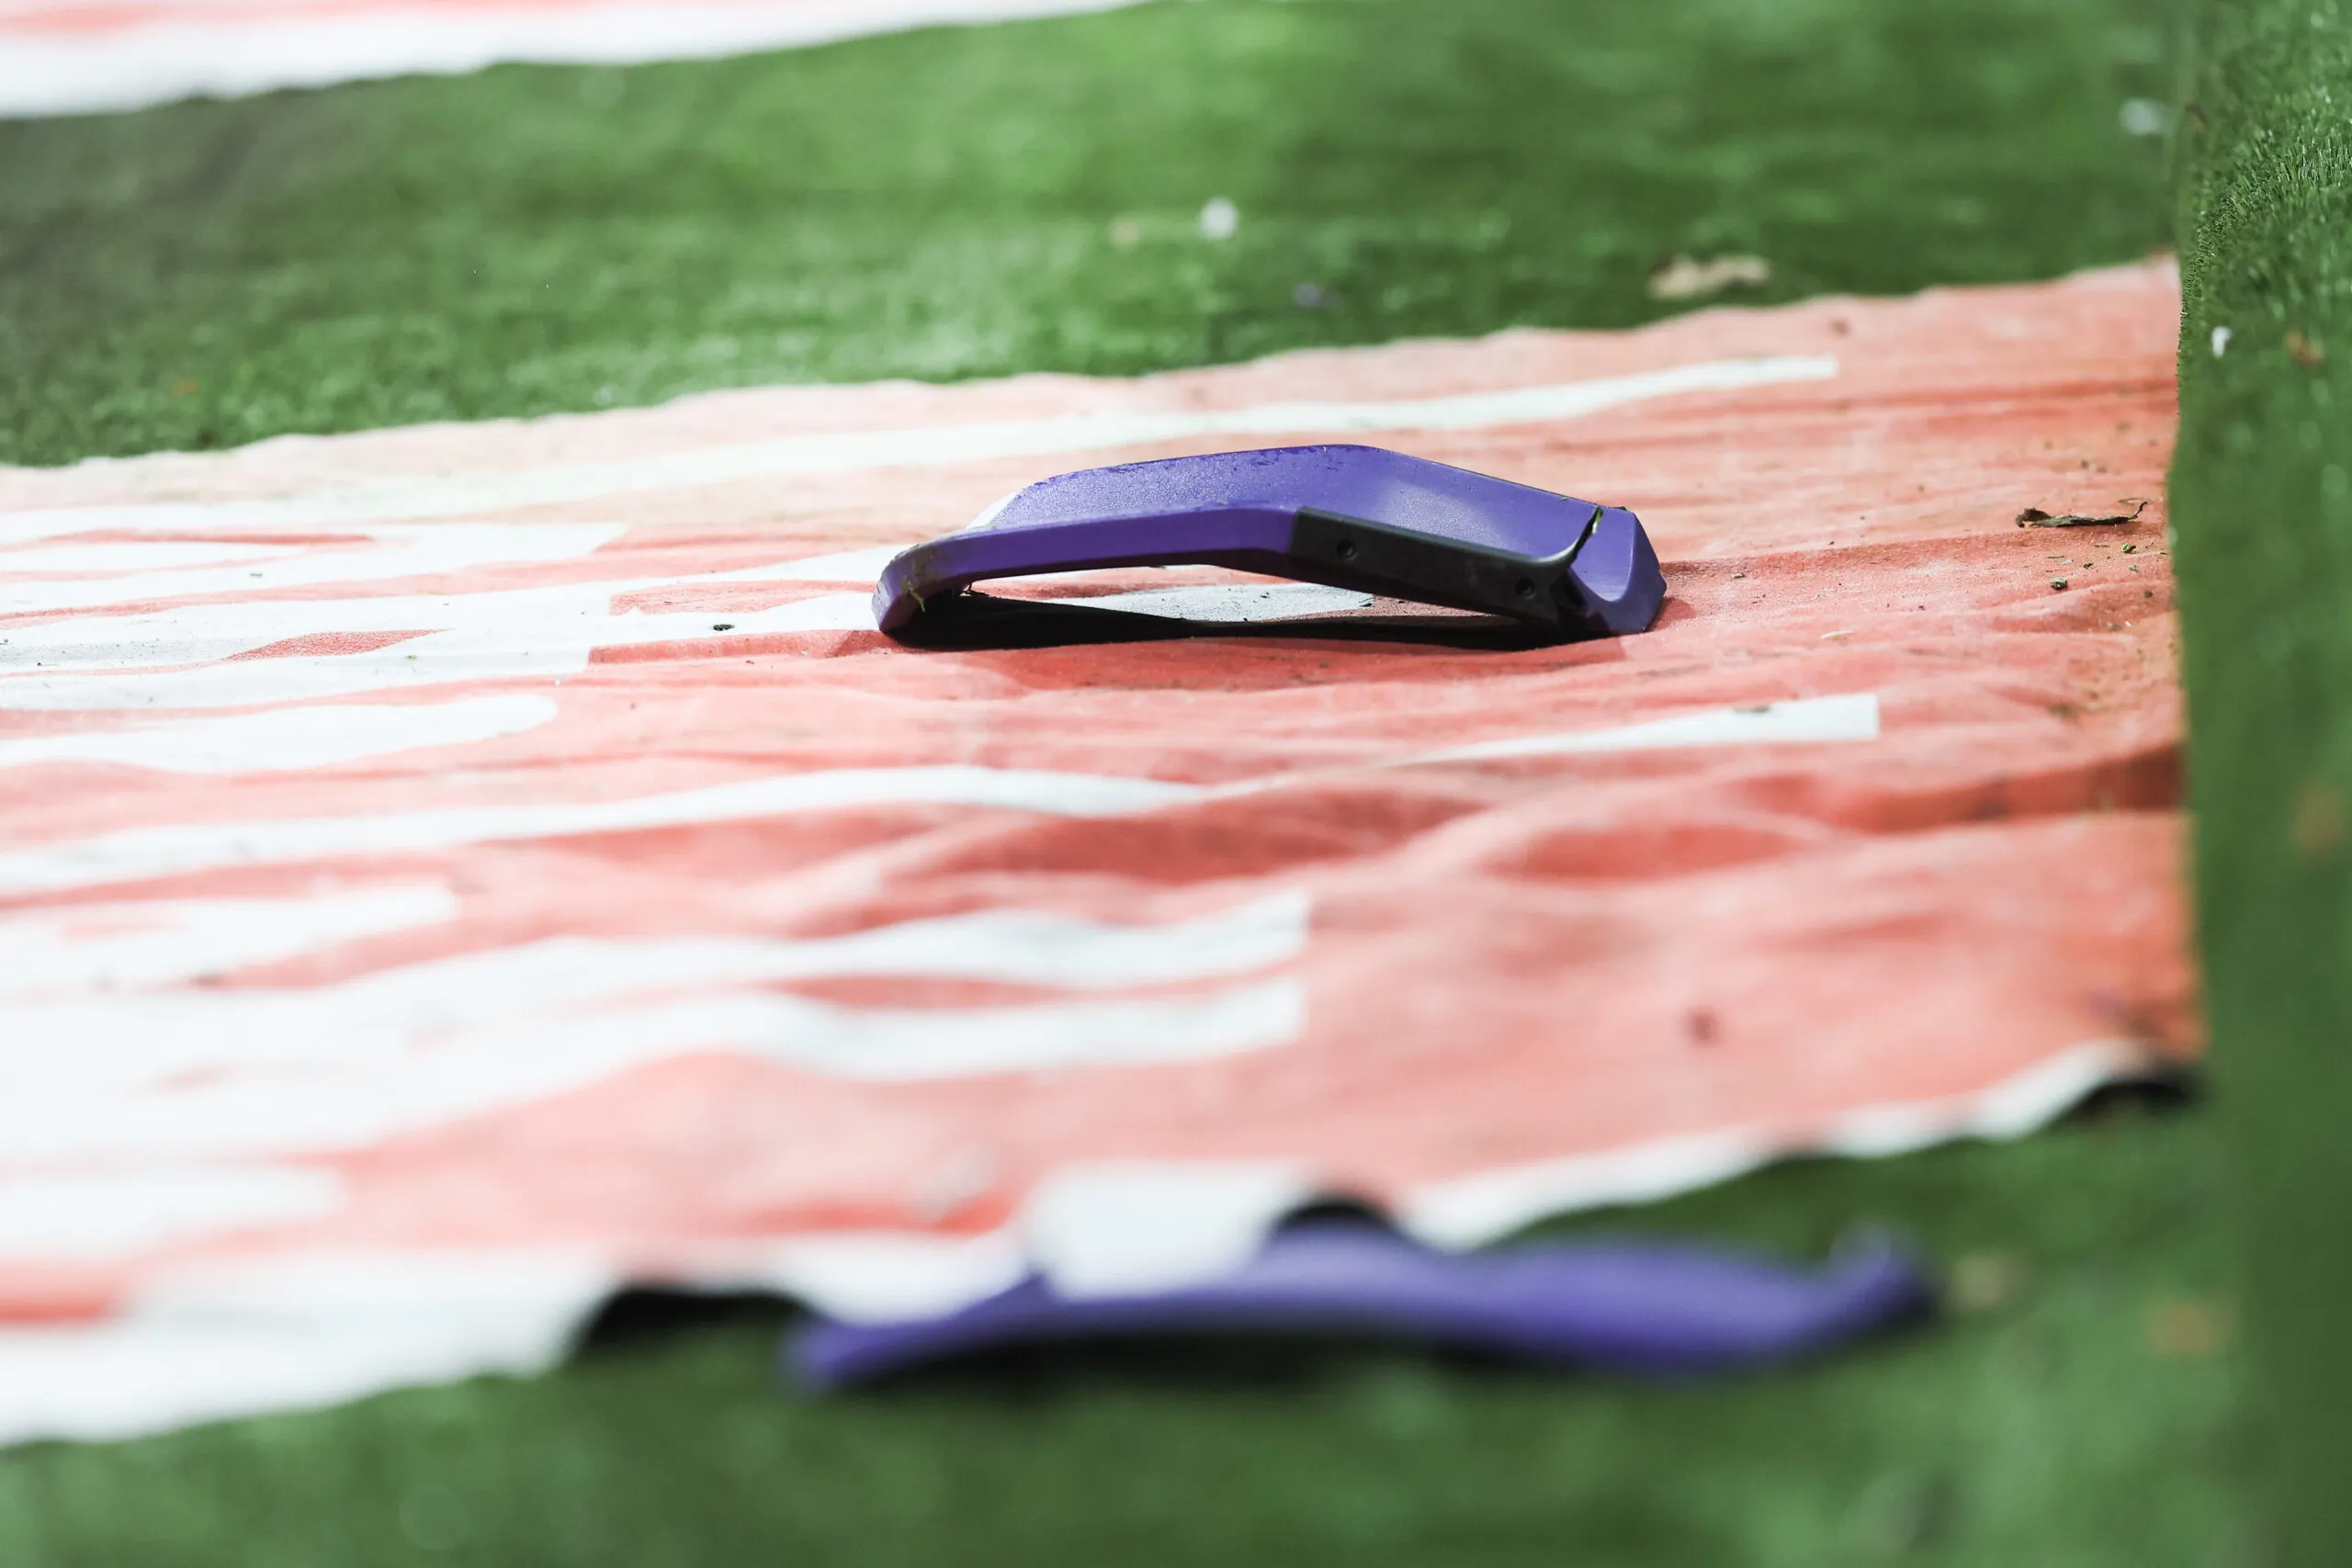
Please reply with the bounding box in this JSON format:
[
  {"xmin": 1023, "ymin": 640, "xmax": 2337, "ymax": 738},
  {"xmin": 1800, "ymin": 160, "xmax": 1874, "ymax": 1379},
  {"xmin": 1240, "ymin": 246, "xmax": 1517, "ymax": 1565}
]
[
  {"xmin": 1647, "ymin": 254, "xmax": 1771, "ymax": 302},
  {"xmin": 2017, "ymin": 500, "xmax": 2151, "ymax": 528}
]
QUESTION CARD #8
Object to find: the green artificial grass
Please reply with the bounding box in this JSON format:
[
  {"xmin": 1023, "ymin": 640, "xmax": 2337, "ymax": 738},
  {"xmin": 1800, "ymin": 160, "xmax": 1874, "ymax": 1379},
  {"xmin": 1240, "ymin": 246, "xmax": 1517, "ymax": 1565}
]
[
  {"xmin": 0, "ymin": 1105, "xmax": 2245, "ymax": 1568},
  {"xmin": 0, "ymin": 0, "xmax": 2179, "ymax": 465},
  {"xmin": 2172, "ymin": 2, "xmax": 2352, "ymax": 1561},
  {"xmin": 0, "ymin": 0, "xmax": 2243, "ymax": 1561}
]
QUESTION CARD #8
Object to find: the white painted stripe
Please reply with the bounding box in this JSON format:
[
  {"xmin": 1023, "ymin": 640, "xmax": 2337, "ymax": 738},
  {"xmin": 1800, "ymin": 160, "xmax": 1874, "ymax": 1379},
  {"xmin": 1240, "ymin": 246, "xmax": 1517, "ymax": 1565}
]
[
  {"xmin": 0, "ymin": 885, "xmax": 457, "ymax": 999},
  {"xmin": 0, "ymin": 586, "xmax": 878, "ymax": 708},
  {"xmin": 0, "ymin": 895, "xmax": 1309, "ymax": 1098},
  {"xmin": 0, "ymin": 697, "xmax": 1879, "ymax": 896},
  {"xmin": 0, "ymin": 1167, "xmax": 345, "ymax": 1261},
  {"xmin": 0, "ymin": 356, "xmax": 1836, "ymax": 539},
  {"xmin": 0, "ymin": 980, "xmax": 1306, "ymax": 1161},
  {"xmin": 0, "ymin": 695, "xmax": 558, "ymax": 773},
  {"xmin": 0, "ymin": 576, "xmax": 1373, "ymax": 710},
  {"xmin": 0, "ymin": 765, "xmax": 1199, "ymax": 897},
  {"xmin": 1396, "ymin": 1039, "xmax": 2148, "ymax": 1249},
  {"xmin": 1408, "ymin": 693, "xmax": 1882, "ymax": 763},
  {"xmin": 0, "ymin": 522, "xmax": 625, "ymax": 618},
  {"xmin": 0, "ymin": 540, "xmax": 285, "ymax": 575},
  {"xmin": 0, "ymin": 0, "xmax": 1157, "ymax": 119}
]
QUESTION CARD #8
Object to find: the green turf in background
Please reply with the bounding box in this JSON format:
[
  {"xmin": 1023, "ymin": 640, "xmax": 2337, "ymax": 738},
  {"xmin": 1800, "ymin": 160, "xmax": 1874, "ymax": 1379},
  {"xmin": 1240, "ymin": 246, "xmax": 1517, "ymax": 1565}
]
[
  {"xmin": 0, "ymin": 1109, "xmax": 2243, "ymax": 1568},
  {"xmin": 0, "ymin": 0, "xmax": 2178, "ymax": 465},
  {"xmin": 2172, "ymin": 1, "xmax": 2352, "ymax": 1562}
]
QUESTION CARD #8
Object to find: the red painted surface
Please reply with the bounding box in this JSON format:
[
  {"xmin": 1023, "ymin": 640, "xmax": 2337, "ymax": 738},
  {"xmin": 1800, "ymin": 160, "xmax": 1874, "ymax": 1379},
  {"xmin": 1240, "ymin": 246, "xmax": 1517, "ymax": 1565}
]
[{"xmin": 0, "ymin": 265, "xmax": 2188, "ymax": 1343}]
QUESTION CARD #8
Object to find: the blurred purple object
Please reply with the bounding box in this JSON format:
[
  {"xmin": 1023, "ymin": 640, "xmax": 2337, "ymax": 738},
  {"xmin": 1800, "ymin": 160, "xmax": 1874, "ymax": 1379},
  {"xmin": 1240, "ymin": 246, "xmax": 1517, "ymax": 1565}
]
[{"xmin": 787, "ymin": 1223, "xmax": 1932, "ymax": 1389}]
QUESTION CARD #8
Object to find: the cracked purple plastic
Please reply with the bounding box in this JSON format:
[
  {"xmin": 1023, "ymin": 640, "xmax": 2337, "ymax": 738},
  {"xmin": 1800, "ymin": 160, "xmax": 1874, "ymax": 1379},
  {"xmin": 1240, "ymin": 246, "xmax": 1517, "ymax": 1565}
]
[
  {"xmin": 786, "ymin": 1224, "xmax": 1932, "ymax": 1389},
  {"xmin": 872, "ymin": 445, "xmax": 1665, "ymax": 640}
]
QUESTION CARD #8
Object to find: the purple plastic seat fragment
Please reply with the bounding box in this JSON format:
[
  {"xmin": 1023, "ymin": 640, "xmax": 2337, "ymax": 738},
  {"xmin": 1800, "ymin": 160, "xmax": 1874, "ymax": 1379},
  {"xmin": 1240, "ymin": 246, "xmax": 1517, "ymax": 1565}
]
[
  {"xmin": 872, "ymin": 445, "xmax": 1666, "ymax": 641},
  {"xmin": 786, "ymin": 1223, "xmax": 1932, "ymax": 1390}
]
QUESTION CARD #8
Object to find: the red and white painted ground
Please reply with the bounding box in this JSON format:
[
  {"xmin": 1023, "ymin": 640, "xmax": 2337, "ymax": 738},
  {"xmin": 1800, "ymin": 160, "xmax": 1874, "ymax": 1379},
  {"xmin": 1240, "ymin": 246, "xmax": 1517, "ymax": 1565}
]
[
  {"xmin": 0, "ymin": 261, "xmax": 2188, "ymax": 1442},
  {"xmin": 0, "ymin": 0, "xmax": 1148, "ymax": 117}
]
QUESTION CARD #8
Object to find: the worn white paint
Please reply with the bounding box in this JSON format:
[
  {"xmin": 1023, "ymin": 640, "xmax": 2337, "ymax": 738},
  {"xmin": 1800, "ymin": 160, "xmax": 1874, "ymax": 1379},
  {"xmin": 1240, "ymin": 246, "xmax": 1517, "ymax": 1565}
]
[
  {"xmin": 0, "ymin": 884, "xmax": 458, "ymax": 998},
  {"xmin": 0, "ymin": 695, "xmax": 558, "ymax": 773},
  {"xmin": 0, "ymin": 573, "xmax": 1353, "ymax": 710},
  {"xmin": 0, "ymin": 892, "xmax": 1310, "ymax": 1096},
  {"xmin": 0, "ymin": 895, "xmax": 1311, "ymax": 1161},
  {"xmin": 0, "ymin": 1036, "xmax": 2143, "ymax": 1448},
  {"xmin": 0, "ymin": 1167, "xmax": 345, "ymax": 1261},
  {"xmin": 0, "ymin": 694, "xmax": 1886, "ymax": 896},
  {"xmin": 0, "ymin": 522, "xmax": 625, "ymax": 618},
  {"xmin": 1023, "ymin": 1161, "xmax": 1319, "ymax": 1298},
  {"xmin": 1408, "ymin": 693, "xmax": 1883, "ymax": 764},
  {"xmin": 0, "ymin": 355, "xmax": 1837, "ymax": 547},
  {"xmin": 0, "ymin": 1247, "xmax": 616, "ymax": 1448},
  {"xmin": 1396, "ymin": 1040, "xmax": 2145, "ymax": 1249},
  {"xmin": 0, "ymin": 979, "xmax": 1307, "ymax": 1161},
  {"xmin": 0, "ymin": 764, "xmax": 1204, "ymax": 897}
]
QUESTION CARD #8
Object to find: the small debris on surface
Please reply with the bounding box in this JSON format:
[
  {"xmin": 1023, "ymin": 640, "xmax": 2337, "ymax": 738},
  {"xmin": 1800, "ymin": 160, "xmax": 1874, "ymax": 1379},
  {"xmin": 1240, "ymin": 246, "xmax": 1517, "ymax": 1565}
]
[
  {"xmin": 1948, "ymin": 1251, "xmax": 2029, "ymax": 1314},
  {"xmin": 711, "ymin": 623, "xmax": 735, "ymax": 632},
  {"xmin": 2292, "ymin": 780, "xmax": 2345, "ymax": 858},
  {"xmin": 2289, "ymin": 329, "xmax": 2327, "ymax": 368},
  {"xmin": 2017, "ymin": 500, "xmax": 2150, "ymax": 528},
  {"xmin": 1646, "ymin": 253, "xmax": 1770, "ymax": 301},
  {"xmin": 2119, "ymin": 97, "xmax": 2169, "ymax": 136},
  {"xmin": 2146, "ymin": 1298, "xmax": 2233, "ymax": 1358},
  {"xmin": 2211, "ymin": 324, "xmax": 2233, "ymax": 357},
  {"xmin": 2051, "ymin": 578, "xmax": 2070, "ymax": 592},
  {"xmin": 1198, "ymin": 197, "xmax": 1239, "ymax": 242}
]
